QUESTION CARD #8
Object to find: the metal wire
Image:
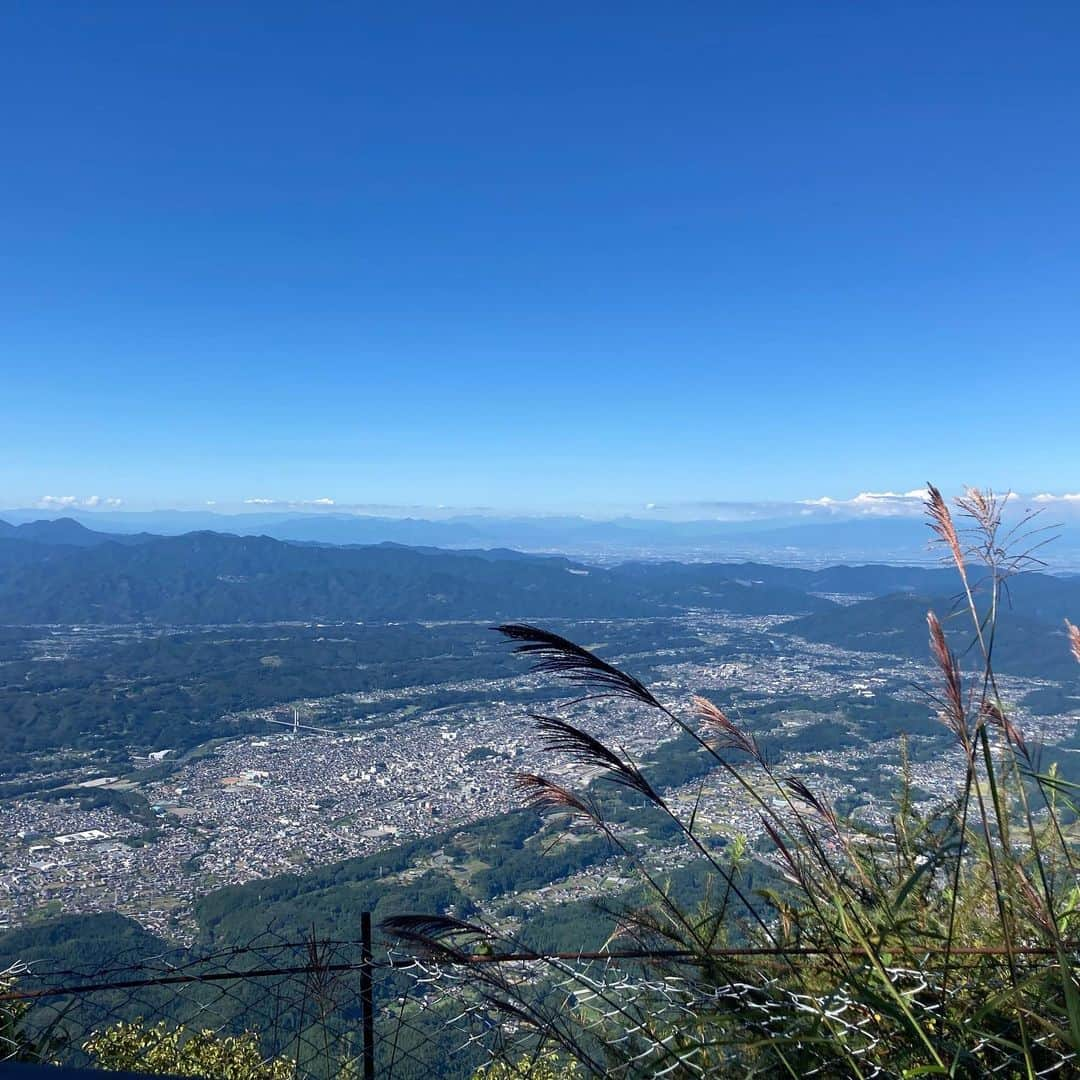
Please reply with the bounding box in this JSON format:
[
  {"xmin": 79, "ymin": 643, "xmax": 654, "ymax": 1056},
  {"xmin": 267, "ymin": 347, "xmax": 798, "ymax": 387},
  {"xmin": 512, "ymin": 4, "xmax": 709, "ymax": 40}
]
[{"xmin": 2, "ymin": 926, "xmax": 1076, "ymax": 1078}]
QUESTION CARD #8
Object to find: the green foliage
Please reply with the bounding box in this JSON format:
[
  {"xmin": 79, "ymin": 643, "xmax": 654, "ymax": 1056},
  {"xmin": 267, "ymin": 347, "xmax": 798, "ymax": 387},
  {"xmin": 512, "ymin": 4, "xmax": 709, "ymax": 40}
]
[
  {"xmin": 31, "ymin": 785, "xmax": 158, "ymax": 826},
  {"xmin": 83, "ymin": 1020, "xmax": 294, "ymax": 1078},
  {"xmin": 0, "ymin": 913, "xmax": 168, "ymax": 976},
  {"xmin": 0, "ymin": 616, "xmax": 706, "ymax": 768},
  {"xmin": 474, "ymin": 1053, "xmax": 580, "ymax": 1078},
  {"xmin": 194, "ymin": 808, "xmax": 618, "ymax": 949},
  {"xmin": 0, "ymin": 622, "xmax": 518, "ymax": 760},
  {"xmin": 0, "ymin": 968, "xmax": 37, "ymax": 1062}
]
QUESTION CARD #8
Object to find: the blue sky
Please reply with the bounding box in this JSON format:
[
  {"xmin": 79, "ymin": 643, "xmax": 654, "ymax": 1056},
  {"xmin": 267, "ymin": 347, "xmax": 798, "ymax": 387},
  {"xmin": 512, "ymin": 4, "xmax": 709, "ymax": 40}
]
[{"xmin": 2, "ymin": 3, "xmax": 1078, "ymax": 513}]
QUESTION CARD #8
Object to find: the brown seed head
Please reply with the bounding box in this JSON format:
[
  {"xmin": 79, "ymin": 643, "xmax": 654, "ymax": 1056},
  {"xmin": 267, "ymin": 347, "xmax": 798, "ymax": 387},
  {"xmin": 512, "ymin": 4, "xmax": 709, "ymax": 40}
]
[
  {"xmin": 980, "ymin": 699, "xmax": 1026, "ymax": 754},
  {"xmin": 927, "ymin": 611, "xmax": 967, "ymax": 741},
  {"xmin": 925, "ymin": 483, "xmax": 965, "ymax": 572},
  {"xmin": 513, "ymin": 772, "xmax": 595, "ymax": 819},
  {"xmin": 693, "ymin": 695, "xmax": 761, "ymax": 760}
]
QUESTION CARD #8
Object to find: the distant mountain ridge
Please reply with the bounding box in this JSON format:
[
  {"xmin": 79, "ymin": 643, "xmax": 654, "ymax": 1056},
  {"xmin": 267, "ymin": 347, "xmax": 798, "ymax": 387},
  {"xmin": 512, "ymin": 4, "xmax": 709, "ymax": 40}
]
[
  {"xmin": 0, "ymin": 526, "xmax": 835, "ymax": 624},
  {"xmin": 0, "ymin": 516, "xmax": 155, "ymax": 547},
  {"xmin": 5, "ymin": 506, "xmax": 1080, "ymax": 567},
  {"xmin": 3, "ymin": 518, "xmax": 1078, "ymax": 644},
  {"xmin": 0, "ymin": 516, "xmax": 152, "ymax": 548}
]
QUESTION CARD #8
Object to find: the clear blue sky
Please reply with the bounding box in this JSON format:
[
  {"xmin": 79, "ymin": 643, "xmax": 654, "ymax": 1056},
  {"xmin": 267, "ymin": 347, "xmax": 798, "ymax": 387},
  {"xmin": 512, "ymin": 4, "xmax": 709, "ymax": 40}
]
[{"xmin": 3, "ymin": 3, "xmax": 1078, "ymax": 512}]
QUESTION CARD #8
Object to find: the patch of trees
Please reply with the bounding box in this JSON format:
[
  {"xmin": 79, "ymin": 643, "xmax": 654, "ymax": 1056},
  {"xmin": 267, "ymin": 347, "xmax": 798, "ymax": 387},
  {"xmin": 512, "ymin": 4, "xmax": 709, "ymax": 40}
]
[{"xmin": 0, "ymin": 622, "xmax": 516, "ymax": 759}]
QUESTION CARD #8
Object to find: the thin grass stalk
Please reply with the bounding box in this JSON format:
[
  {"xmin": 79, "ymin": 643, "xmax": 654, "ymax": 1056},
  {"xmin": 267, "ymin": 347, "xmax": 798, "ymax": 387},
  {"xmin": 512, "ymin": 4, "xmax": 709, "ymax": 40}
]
[
  {"xmin": 498, "ymin": 637, "xmax": 790, "ymax": 953},
  {"xmin": 689, "ymin": 697, "xmax": 878, "ymax": 973},
  {"xmin": 834, "ymin": 898, "xmax": 947, "ymax": 1072},
  {"xmin": 648, "ymin": 695, "xmax": 876, "ymax": 977},
  {"xmin": 517, "ymin": 772, "xmax": 714, "ymax": 953},
  {"xmin": 973, "ymin": 532, "xmax": 1044, "ymax": 1072},
  {"xmin": 507, "ymin": 638, "xmax": 881, "ymax": 1060},
  {"xmin": 521, "ymin": 718, "xmax": 767, "ymax": 954},
  {"xmin": 929, "ymin": 488, "xmax": 1041, "ymax": 1072}
]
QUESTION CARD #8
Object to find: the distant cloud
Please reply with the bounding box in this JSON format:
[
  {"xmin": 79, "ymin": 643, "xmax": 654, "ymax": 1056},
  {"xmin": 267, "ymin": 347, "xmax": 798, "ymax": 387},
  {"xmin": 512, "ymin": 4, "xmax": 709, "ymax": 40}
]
[
  {"xmin": 655, "ymin": 500, "xmax": 798, "ymax": 522},
  {"xmin": 799, "ymin": 490, "xmax": 928, "ymax": 516},
  {"xmin": 242, "ymin": 497, "xmax": 336, "ymax": 509},
  {"xmin": 214, "ymin": 499, "xmax": 504, "ymax": 519},
  {"xmin": 798, "ymin": 489, "xmax": 1080, "ymax": 520},
  {"xmin": 37, "ymin": 494, "xmax": 122, "ymax": 510}
]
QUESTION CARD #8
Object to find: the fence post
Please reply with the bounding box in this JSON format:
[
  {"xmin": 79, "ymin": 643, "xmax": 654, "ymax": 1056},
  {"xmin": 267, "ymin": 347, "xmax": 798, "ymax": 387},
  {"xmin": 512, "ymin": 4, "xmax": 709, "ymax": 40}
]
[{"xmin": 361, "ymin": 910, "xmax": 375, "ymax": 1080}]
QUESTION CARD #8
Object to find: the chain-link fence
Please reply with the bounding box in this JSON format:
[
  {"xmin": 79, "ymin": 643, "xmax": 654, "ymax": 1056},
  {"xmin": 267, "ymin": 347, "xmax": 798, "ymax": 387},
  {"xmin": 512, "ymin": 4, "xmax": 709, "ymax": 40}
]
[
  {"xmin": 0, "ymin": 919, "xmax": 806, "ymax": 1078},
  {"xmin": 0, "ymin": 914, "xmax": 662, "ymax": 1079},
  {"xmin": 3, "ymin": 919, "xmax": 1077, "ymax": 1079}
]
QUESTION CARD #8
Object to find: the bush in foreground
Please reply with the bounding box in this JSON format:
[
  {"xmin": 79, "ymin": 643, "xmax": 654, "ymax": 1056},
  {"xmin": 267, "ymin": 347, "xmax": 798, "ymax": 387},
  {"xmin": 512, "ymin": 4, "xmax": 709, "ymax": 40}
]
[{"xmin": 83, "ymin": 1020, "xmax": 294, "ymax": 1079}]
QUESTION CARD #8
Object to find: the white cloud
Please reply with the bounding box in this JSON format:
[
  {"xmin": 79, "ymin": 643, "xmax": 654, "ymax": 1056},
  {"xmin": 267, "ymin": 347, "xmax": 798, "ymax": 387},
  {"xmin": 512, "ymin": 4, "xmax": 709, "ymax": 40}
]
[
  {"xmin": 242, "ymin": 497, "xmax": 336, "ymax": 509},
  {"xmin": 849, "ymin": 489, "xmax": 929, "ymax": 503},
  {"xmin": 801, "ymin": 489, "xmax": 1076, "ymax": 519},
  {"xmin": 799, "ymin": 490, "xmax": 928, "ymax": 516},
  {"xmin": 36, "ymin": 495, "xmax": 122, "ymax": 510}
]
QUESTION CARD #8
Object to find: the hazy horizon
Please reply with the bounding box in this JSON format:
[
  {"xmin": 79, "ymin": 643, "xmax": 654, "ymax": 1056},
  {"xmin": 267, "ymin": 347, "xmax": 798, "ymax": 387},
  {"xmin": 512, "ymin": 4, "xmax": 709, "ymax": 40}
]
[
  {"xmin": 8, "ymin": 488, "xmax": 1080, "ymax": 571},
  {"xmin": 5, "ymin": 488, "xmax": 1080, "ymax": 522}
]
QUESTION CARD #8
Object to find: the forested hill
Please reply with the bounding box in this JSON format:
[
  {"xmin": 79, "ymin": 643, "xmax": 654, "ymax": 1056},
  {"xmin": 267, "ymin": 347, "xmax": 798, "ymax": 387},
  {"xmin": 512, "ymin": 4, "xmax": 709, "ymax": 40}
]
[
  {"xmin": 0, "ymin": 516, "xmax": 153, "ymax": 547},
  {"xmin": 0, "ymin": 529, "xmax": 838, "ymax": 624},
  {"xmin": 0, "ymin": 532, "xmax": 631, "ymax": 623},
  {"xmin": 782, "ymin": 581, "xmax": 1080, "ymax": 682}
]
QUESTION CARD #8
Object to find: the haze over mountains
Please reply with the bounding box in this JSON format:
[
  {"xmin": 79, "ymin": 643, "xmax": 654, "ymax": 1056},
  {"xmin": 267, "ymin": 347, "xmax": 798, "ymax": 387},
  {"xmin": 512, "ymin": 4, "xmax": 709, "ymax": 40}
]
[{"xmin": 5, "ymin": 502, "xmax": 1080, "ymax": 567}]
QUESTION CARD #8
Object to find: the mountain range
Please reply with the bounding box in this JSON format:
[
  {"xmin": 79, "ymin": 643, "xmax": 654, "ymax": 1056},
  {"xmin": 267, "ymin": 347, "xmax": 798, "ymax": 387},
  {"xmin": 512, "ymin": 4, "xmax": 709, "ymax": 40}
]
[
  {"xmin": 2, "ymin": 519, "xmax": 1079, "ymax": 658},
  {"xmin": 9, "ymin": 506, "xmax": 1079, "ymax": 566},
  {"xmin": 0, "ymin": 519, "xmax": 838, "ymax": 624}
]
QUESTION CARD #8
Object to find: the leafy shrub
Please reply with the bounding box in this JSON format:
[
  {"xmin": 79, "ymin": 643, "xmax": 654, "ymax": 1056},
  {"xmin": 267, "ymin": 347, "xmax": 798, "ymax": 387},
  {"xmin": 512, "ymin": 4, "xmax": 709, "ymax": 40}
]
[
  {"xmin": 0, "ymin": 966, "xmax": 36, "ymax": 1063},
  {"xmin": 83, "ymin": 1019, "xmax": 294, "ymax": 1079},
  {"xmin": 474, "ymin": 1054, "xmax": 580, "ymax": 1078}
]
